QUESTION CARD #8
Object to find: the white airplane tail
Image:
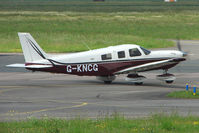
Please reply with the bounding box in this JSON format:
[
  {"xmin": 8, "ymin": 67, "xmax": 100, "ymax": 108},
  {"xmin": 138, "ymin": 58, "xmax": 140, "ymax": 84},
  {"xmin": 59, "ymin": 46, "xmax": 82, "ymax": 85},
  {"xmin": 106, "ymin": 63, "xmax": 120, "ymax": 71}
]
[
  {"xmin": 18, "ymin": 32, "xmax": 47, "ymax": 63},
  {"xmin": 7, "ymin": 33, "xmax": 53, "ymax": 68}
]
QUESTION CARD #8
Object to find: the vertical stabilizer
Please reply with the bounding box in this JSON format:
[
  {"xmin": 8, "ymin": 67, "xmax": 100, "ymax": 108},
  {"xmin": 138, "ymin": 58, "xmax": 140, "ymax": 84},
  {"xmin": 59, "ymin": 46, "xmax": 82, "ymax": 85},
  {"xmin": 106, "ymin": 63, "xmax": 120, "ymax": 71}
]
[{"xmin": 18, "ymin": 33, "xmax": 47, "ymax": 63}]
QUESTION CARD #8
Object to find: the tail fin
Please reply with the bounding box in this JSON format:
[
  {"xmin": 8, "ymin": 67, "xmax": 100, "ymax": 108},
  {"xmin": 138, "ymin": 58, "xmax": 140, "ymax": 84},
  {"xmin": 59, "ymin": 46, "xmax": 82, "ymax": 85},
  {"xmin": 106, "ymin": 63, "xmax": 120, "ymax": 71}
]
[{"xmin": 18, "ymin": 32, "xmax": 47, "ymax": 62}]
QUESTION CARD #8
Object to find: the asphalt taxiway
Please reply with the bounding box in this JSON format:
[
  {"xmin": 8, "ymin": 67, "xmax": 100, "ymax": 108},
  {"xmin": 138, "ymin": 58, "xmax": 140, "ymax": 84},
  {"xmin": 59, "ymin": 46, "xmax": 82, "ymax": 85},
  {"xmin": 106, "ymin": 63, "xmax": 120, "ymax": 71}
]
[{"xmin": 0, "ymin": 40, "xmax": 199, "ymax": 121}]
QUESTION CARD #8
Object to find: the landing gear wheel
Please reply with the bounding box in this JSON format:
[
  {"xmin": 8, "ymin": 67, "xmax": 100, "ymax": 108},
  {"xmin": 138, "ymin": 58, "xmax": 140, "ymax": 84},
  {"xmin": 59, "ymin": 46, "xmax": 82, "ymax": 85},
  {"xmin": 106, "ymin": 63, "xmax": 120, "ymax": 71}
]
[
  {"xmin": 104, "ymin": 81, "xmax": 112, "ymax": 84},
  {"xmin": 166, "ymin": 80, "xmax": 174, "ymax": 84},
  {"xmin": 134, "ymin": 82, "xmax": 143, "ymax": 85}
]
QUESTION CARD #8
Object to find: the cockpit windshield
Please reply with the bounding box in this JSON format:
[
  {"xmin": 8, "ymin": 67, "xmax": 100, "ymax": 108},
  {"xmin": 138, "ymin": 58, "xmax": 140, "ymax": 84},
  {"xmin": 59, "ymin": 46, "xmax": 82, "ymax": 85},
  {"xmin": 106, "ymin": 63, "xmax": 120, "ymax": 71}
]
[{"xmin": 140, "ymin": 47, "xmax": 151, "ymax": 55}]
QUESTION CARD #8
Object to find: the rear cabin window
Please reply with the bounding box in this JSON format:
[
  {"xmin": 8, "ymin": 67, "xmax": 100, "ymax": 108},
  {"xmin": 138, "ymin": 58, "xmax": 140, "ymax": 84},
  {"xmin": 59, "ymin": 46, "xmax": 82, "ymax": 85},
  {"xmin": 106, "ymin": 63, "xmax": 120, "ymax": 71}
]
[
  {"xmin": 129, "ymin": 48, "xmax": 141, "ymax": 57},
  {"xmin": 101, "ymin": 53, "xmax": 112, "ymax": 60},
  {"xmin": 118, "ymin": 51, "xmax": 125, "ymax": 58}
]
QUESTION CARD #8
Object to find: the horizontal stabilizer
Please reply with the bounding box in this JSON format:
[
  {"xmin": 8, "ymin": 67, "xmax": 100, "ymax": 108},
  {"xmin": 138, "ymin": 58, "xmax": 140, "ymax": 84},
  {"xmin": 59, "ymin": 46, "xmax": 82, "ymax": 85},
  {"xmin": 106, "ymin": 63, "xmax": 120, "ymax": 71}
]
[
  {"xmin": 25, "ymin": 65, "xmax": 53, "ymax": 68},
  {"xmin": 6, "ymin": 64, "xmax": 52, "ymax": 68},
  {"xmin": 6, "ymin": 64, "xmax": 25, "ymax": 68}
]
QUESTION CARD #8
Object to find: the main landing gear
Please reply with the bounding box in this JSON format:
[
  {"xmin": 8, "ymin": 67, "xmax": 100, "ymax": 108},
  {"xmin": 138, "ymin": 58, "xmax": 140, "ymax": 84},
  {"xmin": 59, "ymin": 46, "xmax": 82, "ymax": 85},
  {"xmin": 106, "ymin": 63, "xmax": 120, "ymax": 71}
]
[
  {"xmin": 96, "ymin": 75, "xmax": 116, "ymax": 84},
  {"xmin": 156, "ymin": 70, "xmax": 176, "ymax": 84},
  {"xmin": 97, "ymin": 70, "xmax": 176, "ymax": 85},
  {"xmin": 125, "ymin": 73, "xmax": 146, "ymax": 85}
]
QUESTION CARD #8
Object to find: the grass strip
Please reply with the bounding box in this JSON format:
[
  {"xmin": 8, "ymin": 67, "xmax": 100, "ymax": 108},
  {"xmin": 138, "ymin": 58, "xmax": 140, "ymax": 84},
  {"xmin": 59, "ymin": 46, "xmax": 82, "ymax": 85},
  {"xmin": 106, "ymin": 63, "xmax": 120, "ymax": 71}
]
[
  {"xmin": 1, "ymin": 113, "xmax": 199, "ymax": 133},
  {"xmin": 2, "ymin": 10, "xmax": 199, "ymax": 53},
  {"xmin": 1, "ymin": 1, "xmax": 199, "ymax": 53},
  {"xmin": 167, "ymin": 90, "xmax": 199, "ymax": 99}
]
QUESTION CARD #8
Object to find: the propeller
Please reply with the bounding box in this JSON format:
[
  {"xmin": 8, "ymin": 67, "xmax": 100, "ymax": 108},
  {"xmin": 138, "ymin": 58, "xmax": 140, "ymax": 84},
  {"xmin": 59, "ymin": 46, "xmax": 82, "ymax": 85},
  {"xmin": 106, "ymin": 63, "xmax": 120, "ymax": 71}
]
[
  {"xmin": 176, "ymin": 39, "xmax": 188, "ymax": 57},
  {"xmin": 175, "ymin": 39, "xmax": 197, "ymax": 73},
  {"xmin": 177, "ymin": 39, "xmax": 182, "ymax": 51},
  {"xmin": 175, "ymin": 39, "xmax": 188, "ymax": 73}
]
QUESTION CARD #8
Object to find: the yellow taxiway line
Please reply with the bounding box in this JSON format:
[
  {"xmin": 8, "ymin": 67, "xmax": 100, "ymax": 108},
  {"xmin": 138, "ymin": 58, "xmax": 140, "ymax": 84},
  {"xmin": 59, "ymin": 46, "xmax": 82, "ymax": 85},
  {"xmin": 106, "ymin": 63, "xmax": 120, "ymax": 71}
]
[{"xmin": 1, "ymin": 102, "xmax": 88, "ymax": 117}]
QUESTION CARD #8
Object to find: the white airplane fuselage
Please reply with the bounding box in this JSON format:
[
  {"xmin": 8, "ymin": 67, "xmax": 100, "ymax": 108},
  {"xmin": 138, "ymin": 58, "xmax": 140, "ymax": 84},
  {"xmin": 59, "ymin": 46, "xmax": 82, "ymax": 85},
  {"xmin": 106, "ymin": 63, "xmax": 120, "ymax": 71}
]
[{"xmin": 27, "ymin": 44, "xmax": 185, "ymax": 76}]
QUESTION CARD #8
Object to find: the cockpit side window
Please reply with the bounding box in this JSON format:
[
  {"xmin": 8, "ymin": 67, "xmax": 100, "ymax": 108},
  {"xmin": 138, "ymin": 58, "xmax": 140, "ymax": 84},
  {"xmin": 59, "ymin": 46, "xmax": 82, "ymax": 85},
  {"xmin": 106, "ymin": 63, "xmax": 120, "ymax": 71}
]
[
  {"xmin": 101, "ymin": 53, "xmax": 112, "ymax": 60},
  {"xmin": 129, "ymin": 48, "xmax": 141, "ymax": 57},
  {"xmin": 140, "ymin": 47, "xmax": 151, "ymax": 55}
]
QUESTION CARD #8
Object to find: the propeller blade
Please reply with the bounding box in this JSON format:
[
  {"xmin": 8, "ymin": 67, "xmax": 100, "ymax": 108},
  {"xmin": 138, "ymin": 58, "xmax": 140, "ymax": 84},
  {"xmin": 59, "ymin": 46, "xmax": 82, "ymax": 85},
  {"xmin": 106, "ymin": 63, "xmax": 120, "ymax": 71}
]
[{"xmin": 177, "ymin": 40, "xmax": 182, "ymax": 51}]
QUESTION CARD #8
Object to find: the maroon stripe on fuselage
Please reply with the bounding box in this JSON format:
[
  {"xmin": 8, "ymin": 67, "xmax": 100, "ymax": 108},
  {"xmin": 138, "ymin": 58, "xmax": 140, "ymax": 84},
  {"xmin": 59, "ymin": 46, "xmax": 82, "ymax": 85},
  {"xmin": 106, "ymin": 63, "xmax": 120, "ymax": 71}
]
[{"xmin": 25, "ymin": 58, "xmax": 182, "ymax": 76}]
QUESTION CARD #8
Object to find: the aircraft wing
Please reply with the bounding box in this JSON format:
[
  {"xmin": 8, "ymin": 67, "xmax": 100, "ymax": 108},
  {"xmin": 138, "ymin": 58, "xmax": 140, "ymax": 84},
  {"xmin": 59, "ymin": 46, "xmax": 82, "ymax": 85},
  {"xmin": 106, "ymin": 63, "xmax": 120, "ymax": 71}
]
[
  {"xmin": 114, "ymin": 58, "xmax": 185, "ymax": 74},
  {"xmin": 6, "ymin": 64, "xmax": 53, "ymax": 68}
]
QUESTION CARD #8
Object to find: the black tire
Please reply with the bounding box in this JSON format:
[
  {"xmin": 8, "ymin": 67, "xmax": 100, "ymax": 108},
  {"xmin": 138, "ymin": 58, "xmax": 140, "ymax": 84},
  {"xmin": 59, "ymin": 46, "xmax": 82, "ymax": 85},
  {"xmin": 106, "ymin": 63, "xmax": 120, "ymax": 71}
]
[
  {"xmin": 134, "ymin": 82, "xmax": 143, "ymax": 85},
  {"xmin": 104, "ymin": 81, "xmax": 112, "ymax": 84},
  {"xmin": 166, "ymin": 80, "xmax": 174, "ymax": 84}
]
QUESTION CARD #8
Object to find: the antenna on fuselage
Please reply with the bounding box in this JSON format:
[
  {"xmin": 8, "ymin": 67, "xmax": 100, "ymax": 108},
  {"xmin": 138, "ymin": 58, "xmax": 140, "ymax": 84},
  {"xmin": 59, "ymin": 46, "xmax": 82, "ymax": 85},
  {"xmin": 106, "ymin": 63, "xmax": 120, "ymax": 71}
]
[
  {"xmin": 83, "ymin": 43, "xmax": 91, "ymax": 51},
  {"xmin": 82, "ymin": 38, "xmax": 92, "ymax": 50}
]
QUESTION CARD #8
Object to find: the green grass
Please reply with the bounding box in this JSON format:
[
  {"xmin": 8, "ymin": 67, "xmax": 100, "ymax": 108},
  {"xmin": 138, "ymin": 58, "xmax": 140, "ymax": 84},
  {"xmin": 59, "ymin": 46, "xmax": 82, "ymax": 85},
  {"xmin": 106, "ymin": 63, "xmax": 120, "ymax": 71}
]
[
  {"xmin": 1, "ymin": 113, "xmax": 199, "ymax": 133},
  {"xmin": 2, "ymin": 11, "xmax": 199, "ymax": 53},
  {"xmin": 1, "ymin": 1, "xmax": 199, "ymax": 53},
  {"xmin": 167, "ymin": 90, "xmax": 199, "ymax": 99}
]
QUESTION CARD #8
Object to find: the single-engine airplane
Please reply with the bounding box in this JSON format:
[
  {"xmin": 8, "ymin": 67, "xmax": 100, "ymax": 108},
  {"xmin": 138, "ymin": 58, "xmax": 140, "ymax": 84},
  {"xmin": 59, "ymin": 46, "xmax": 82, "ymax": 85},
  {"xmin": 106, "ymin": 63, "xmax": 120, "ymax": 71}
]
[{"xmin": 7, "ymin": 33, "xmax": 187, "ymax": 85}]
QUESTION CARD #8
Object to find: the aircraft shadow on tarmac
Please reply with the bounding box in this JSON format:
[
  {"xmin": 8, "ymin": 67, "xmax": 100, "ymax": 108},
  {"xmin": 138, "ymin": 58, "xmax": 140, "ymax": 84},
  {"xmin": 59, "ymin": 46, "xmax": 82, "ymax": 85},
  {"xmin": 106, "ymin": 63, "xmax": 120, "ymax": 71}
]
[{"xmin": 81, "ymin": 80, "xmax": 185, "ymax": 90}]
